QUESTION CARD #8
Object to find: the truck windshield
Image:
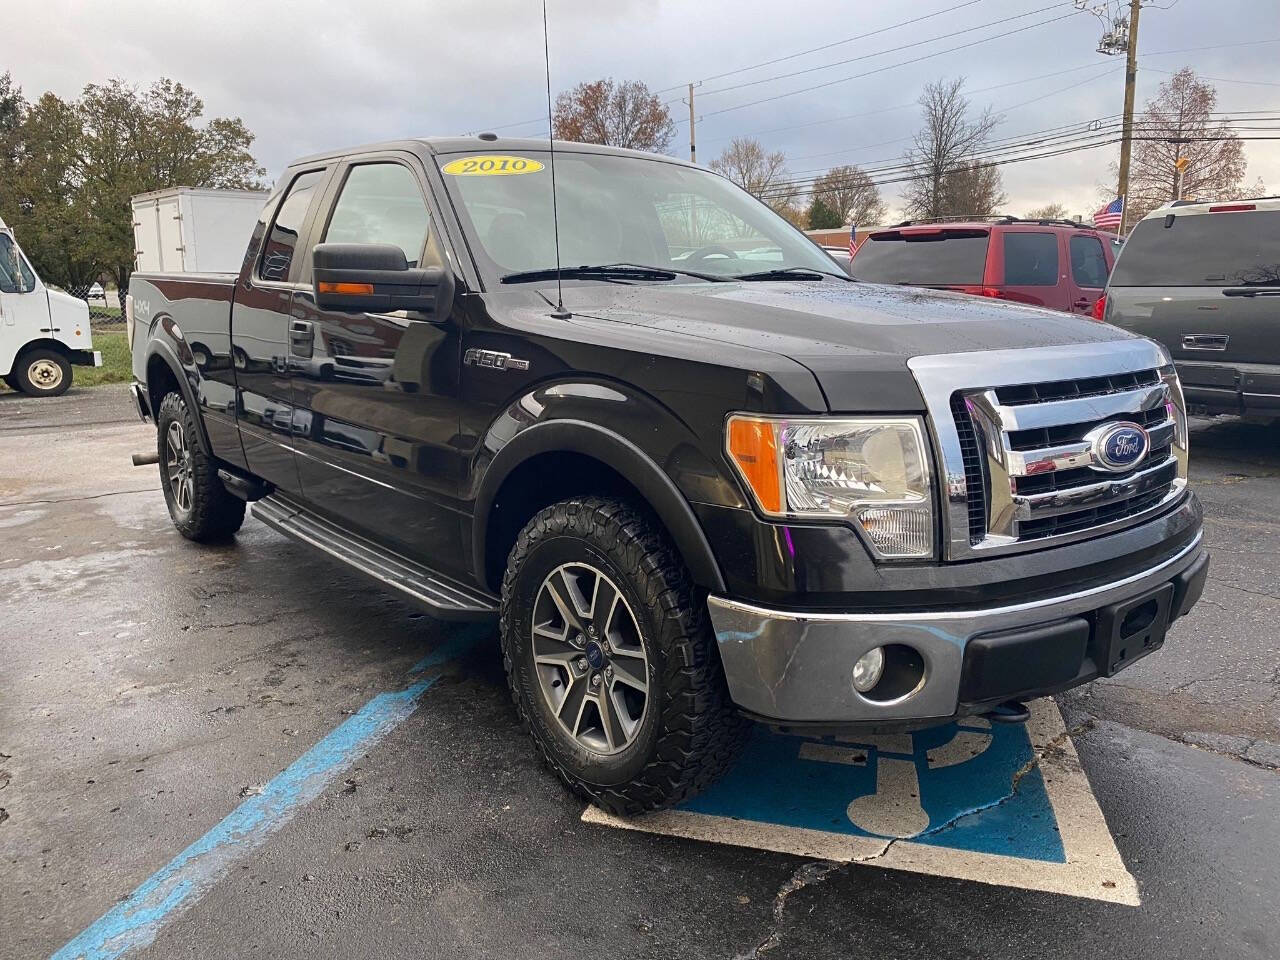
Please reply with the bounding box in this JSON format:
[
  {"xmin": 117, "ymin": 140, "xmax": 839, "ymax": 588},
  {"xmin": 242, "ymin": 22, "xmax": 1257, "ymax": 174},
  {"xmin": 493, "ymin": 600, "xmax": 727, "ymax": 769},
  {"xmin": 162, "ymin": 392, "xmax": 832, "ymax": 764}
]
[
  {"xmin": 1111, "ymin": 209, "xmax": 1280, "ymax": 286},
  {"xmin": 851, "ymin": 230, "xmax": 990, "ymax": 285},
  {"xmin": 0, "ymin": 233, "xmax": 36, "ymax": 293},
  {"xmin": 435, "ymin": 149, "xmax": 838, "ymax": 284}
]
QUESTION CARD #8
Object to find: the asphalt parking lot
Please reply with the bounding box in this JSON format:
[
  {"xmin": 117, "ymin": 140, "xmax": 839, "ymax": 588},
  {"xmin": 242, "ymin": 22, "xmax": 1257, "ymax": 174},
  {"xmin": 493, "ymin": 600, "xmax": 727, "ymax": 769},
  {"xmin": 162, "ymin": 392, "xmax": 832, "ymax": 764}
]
[{"xmin": 3, "ymin": 384, "xmax": 1278, "ymax": 960}]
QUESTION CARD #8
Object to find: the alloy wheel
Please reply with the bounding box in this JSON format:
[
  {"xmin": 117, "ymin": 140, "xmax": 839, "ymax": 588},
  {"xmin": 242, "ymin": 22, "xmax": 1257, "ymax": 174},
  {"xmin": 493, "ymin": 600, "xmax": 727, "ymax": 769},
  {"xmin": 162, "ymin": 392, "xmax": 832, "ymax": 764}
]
[
  {"xmin": 165, "ymin": 419, "xmax": 194, "ymax": 516},
  {"xmin": 531, "ymin": 562, "xmax": 650, "ymax": 756}
]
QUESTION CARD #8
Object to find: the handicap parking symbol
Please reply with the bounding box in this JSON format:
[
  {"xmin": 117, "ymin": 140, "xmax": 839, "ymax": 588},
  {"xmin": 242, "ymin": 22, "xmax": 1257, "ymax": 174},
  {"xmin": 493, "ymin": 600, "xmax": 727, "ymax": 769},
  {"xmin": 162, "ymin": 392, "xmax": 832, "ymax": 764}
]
[{"xmin": 584, "ymin": 699, "xmax": 1138, "ymax": 904}]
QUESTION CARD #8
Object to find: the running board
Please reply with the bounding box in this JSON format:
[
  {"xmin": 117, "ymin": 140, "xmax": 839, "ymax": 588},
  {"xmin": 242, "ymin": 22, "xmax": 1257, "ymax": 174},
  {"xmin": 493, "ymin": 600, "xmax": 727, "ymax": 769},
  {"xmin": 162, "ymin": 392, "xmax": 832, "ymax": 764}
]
[{"xmin": 252, "ymin": 494, "xmax": 498, "ymax": 621}]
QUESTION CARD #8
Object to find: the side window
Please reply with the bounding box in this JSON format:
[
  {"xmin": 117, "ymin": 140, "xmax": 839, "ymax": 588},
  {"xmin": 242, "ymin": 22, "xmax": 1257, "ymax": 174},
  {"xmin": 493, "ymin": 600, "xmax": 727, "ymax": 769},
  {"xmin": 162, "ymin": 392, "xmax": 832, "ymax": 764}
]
[
  {"xmin": 323, "ymin": 163, "xmax": 432, "ymax": 266},
  {"xmin": 258, "ymin": 169, "xmax": 326, "ymax": 282},
  {"xmin": 1003, "ymin": 232, "xmax": 1059, "ymax": 286},
  {"xmin": 1069, "ymin": 235, "xmax": 1108, "ymax": 289},
  {"xmin": 0, "ymin": 234, "xmax": 36, "ymax": 293}
]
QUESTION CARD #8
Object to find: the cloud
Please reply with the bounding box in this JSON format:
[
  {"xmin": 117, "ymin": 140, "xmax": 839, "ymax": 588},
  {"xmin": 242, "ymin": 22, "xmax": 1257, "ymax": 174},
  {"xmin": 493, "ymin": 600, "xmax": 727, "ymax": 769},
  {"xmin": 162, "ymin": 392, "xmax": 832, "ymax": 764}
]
[{"xmin": 6, "ymin": 0, "xmax": 1276, "ymax": 207}]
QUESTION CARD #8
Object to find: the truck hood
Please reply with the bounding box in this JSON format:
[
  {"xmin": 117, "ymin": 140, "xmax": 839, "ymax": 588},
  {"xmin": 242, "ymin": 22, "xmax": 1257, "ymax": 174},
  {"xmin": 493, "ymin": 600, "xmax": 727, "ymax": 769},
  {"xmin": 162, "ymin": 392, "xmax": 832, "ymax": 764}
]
[{"xmin": 567, "ymin": 280, "xmax": 1139, "ymax": 411}]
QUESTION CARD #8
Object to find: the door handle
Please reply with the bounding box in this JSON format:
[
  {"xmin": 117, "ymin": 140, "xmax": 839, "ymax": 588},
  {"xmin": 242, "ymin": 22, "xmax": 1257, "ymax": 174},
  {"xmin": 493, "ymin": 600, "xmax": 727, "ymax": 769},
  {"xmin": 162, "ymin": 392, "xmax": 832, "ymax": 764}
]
[
  {"xmin": 289, "ymin": 319, "xmax": 314, "ymax": 358},
  {"xmin": 1073, "ymin": 297, "xmax": 1091, "ymax": 308}
]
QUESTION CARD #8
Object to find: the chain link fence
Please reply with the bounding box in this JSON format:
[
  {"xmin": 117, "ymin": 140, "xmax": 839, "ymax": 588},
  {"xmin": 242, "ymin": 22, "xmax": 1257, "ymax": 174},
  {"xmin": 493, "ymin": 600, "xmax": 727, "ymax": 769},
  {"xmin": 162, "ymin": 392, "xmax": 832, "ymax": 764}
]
[{"xmin": 66, "ymin": 282, "xmax": 126, "ymax": 329}]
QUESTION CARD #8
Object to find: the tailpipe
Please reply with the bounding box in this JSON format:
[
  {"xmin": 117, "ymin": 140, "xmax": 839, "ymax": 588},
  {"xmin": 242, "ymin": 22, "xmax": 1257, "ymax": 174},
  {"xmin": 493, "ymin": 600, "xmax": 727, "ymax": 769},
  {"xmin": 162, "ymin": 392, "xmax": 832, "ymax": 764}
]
[{"xmin": 131, "ymin": 451, "xmax": 159, "ymax": 466}]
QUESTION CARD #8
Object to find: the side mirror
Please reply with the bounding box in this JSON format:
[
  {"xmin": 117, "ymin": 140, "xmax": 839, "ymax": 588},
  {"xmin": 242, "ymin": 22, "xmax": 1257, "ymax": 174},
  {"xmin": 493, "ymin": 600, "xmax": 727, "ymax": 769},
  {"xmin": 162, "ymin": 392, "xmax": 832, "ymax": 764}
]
[{"xmin": 312, "ymin": 243, "xmax": 455, "ymax": 317}]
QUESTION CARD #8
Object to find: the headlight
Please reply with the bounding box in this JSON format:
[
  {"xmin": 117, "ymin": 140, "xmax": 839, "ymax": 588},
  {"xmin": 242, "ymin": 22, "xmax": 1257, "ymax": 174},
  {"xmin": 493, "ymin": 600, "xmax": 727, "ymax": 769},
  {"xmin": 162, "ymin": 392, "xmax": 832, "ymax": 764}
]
[{"xmin": 726, "ymin": 415, "xmax": 935, "ymax": 559}]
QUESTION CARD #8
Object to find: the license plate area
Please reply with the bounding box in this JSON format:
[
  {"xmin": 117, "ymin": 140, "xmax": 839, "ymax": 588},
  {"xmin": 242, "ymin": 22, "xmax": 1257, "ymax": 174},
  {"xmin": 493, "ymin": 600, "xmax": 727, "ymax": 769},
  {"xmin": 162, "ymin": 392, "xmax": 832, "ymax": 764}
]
[{"xmin": 1094, "ymin": 582, "xmax": 1175, "ymax": 676}]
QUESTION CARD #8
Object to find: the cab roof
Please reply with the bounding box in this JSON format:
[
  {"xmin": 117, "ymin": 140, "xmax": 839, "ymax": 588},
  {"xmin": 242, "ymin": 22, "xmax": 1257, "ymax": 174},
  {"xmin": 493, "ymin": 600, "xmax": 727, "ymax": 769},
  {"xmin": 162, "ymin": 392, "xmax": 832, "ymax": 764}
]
[{"xmin": 289, "ymin": 136, "xmax": 701, "ymax": 170}]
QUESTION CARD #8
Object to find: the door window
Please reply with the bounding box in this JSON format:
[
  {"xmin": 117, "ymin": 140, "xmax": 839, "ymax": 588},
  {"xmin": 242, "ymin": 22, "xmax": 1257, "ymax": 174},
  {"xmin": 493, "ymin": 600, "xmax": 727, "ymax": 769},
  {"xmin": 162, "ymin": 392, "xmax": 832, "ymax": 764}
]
[
  {"xmin": 0, "ymin": 234, "xmax": 37, "ymax": 293},
  {"xmin": 1069, "ymin": 235, "xmax": 1108, "ymax": 289},
  {"xmin": 323, "ymin": 163, "xmax": 432, "ymax": 266},
  {"xmin": 1002, "ymin": 232, "xmax": 1058, "ymax": 286},
  {"xmin": 258, "ymin": 169, "xmax": 326, "ymax": 282}
]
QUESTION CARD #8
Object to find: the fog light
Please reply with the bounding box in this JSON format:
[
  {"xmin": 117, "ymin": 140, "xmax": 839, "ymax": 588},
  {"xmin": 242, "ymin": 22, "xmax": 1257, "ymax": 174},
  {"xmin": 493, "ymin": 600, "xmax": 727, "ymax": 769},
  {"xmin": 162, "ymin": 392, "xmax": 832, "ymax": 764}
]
[{"xmin": 852, "ymin": 646, "xmax": 885, "ymax": 693}]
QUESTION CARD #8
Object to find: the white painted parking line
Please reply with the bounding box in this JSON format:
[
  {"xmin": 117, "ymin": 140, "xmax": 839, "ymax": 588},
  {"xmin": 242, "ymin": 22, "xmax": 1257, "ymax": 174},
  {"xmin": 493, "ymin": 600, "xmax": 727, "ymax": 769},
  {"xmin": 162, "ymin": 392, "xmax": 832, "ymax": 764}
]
[{"xmin": 584, "ymin": 698, "xmax": 1138, "ymax": 905}]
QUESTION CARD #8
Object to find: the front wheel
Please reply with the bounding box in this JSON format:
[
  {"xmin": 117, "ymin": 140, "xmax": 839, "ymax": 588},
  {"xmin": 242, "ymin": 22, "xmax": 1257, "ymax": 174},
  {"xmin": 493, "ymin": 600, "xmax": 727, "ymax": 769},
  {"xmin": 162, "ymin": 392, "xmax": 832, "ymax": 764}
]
[
  {"xmin": 155, "ymin": 392, "xmax": 245, "ymax": 541},
  {"xmin": 500, "ymin": 496, "xmax": 748, "ymax": 815},
  {"xmin": 12, "ymin": 349, "xmax": 71, "ymax": 397}
]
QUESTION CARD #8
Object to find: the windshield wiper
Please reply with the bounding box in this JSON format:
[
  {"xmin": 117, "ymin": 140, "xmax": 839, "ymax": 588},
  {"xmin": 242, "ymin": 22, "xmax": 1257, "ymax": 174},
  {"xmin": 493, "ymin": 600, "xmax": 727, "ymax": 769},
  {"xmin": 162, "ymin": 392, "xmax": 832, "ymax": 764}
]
[
  {"xmin": 501, "ymin": 262, "xmax": 727, "ymax": 284},
  {"xmin": 731, "ymin": 266, "xmax": 851, "ymax": 282},
  {"xmin": 1223, "ymin": 286, "xmax": 1280, "ymax": 297}
]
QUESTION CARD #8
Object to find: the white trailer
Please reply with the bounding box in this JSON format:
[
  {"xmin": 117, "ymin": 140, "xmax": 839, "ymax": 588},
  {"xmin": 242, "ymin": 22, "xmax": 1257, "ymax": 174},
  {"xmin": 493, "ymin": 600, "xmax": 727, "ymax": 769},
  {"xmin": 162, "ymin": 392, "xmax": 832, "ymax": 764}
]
[{"xmin": 131, "ymin": 187, "xmax": 269, "ymax": 274}]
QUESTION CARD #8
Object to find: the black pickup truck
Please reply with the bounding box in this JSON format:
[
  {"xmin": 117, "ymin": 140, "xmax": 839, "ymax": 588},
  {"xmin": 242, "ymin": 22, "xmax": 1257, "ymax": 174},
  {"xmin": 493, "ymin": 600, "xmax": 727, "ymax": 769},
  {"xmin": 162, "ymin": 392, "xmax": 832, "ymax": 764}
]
[{"xmin": 127, "ymin": 138, "xmax": 1208, "ymax": 813}]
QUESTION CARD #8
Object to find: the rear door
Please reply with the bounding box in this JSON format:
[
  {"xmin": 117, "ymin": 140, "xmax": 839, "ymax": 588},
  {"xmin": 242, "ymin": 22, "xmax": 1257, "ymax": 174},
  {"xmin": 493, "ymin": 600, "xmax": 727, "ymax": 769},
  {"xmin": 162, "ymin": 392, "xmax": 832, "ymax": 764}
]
[
  {"xmin": 232, "ymin": 166, "xmax": 331, "ymax": 493},
  {"xmin": 1066, "ymin": 231, "xmax": 1110, "ymax": 315},
  {"xmin": 1108, "ymin": 208, "xmax": 1280, "ymax": 392},
  {"xmin": 287, "ymin": 153, "xmax": 471, "ymax": 575},
  {"xmin": 994, "ymin": 228, "xmax": 1064, "ymax": 309}
]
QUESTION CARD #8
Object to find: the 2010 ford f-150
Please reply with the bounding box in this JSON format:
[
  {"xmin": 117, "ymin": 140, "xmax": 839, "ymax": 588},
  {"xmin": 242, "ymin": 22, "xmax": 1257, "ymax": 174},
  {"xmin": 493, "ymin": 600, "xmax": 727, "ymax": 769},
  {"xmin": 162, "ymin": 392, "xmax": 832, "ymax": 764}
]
[{"xmin": 127, "ymin": 138, "xmax": 1209, "ymax": 814}]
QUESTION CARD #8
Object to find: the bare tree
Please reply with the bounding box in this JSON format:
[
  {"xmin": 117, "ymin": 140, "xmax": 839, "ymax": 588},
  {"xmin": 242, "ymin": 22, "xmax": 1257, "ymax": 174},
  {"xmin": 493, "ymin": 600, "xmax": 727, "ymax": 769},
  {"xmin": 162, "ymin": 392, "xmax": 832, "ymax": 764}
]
[
  {"xmin": 939, "ymin": 161, "xmax": 1005, "ymax": 219},
  {"xmin": 553, "ymin": 79, "xmax": 675, "ymax": 153},
  {"xmin": 811, "ymin": 164, "xmax": 885, "ymax": 226},
  {"xmin": 1119, "ymin": 68, "xmax": 1246, "ymax": 223},
  {"xmin": 902, "ymin": 77, "xmax": 1002, "ymax": 220},
  {"xmin": 710, "ymin": 137, "xmax": 799, "ymax": 218},
  {"xmin": 1025, "ymin": 202, "xmax": 1070, "ymax": 220}
]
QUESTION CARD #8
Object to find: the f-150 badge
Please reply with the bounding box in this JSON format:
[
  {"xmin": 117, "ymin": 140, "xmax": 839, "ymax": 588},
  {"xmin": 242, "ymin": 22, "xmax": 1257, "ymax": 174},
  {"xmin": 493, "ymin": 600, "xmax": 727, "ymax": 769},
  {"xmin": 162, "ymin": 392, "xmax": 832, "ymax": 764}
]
[{"xmin": 464, "ymin": 348, "xmax": 530, "ymax": 371}]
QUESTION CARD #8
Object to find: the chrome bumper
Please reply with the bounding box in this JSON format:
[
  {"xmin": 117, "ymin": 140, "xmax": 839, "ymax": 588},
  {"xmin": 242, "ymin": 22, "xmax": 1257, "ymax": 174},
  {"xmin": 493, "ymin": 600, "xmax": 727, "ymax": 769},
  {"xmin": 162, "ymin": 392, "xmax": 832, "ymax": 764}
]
[
  {"xmin": 129, "ymin": 381, "xmax": 150, "ymax": 422},
  {"xmin": 707, "ymin": 532, "xmax": 1205, "ymax": 725}
]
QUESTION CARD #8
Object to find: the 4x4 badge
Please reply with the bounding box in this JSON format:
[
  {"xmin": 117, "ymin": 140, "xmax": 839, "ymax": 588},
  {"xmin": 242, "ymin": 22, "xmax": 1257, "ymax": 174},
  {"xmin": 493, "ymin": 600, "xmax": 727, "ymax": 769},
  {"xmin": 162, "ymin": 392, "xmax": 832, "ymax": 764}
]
[{"xmin": 464, "ymin": 348, "xmax": 530, "ymax": 372}]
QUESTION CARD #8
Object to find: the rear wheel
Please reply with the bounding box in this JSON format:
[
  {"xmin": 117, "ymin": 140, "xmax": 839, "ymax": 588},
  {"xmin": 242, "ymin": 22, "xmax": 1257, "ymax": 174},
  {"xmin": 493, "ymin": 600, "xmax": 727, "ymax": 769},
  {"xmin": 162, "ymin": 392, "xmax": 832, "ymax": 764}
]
[
  {"xmin": 156, "ymin": 391, "xmax": 245, "ymax": 541},
  {"xmin": 501, "ymin": 496, "xmax": 748, "ymax": 814},
  {"xmin": 12, "ymin": 349, "xmax": 71, "ymax": 397}
]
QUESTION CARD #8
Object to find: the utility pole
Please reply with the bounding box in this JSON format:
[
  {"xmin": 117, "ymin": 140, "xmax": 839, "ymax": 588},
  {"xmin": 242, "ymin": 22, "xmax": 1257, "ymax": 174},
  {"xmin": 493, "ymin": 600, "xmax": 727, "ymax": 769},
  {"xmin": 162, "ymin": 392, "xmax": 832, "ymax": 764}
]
[
  {"xmin": 1080, "ymin": 0, "xmax": 1143, "ymax": 232},
  {"xmin": 1115, "ymin": 0, "xmax": 1141, "ymax": 233},
  {"xmin": 687, "ymin": 82, "xmax": 697, "ymax": 163}
]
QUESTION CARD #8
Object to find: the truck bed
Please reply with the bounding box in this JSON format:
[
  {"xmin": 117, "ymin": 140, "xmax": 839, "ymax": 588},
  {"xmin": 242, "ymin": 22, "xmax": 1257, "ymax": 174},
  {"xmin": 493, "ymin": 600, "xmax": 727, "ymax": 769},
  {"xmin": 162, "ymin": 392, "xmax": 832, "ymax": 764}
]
[{"xmin": 129, "ymin": 272, "xmax": 238, "ymax": 385}]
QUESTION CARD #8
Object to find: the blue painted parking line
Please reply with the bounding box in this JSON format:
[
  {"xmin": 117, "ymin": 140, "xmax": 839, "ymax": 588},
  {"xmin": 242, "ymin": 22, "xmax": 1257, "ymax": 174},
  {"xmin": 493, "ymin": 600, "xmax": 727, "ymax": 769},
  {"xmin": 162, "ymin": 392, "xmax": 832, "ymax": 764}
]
[
  {"xmin": 51, "ymin": 628, "xmax": 486, "ymax": 960},
  {"xmin": 585, "ymin": 698, "xmax": 1138, "ymax": 904}
]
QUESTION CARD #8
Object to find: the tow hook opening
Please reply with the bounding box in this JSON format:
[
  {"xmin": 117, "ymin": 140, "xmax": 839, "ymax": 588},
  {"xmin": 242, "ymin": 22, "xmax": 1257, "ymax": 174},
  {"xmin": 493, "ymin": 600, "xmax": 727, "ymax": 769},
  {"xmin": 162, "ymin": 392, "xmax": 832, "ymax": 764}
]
[{"xmin": 984, "ymin": 700, "xmax": 1031, "ymax": 725}]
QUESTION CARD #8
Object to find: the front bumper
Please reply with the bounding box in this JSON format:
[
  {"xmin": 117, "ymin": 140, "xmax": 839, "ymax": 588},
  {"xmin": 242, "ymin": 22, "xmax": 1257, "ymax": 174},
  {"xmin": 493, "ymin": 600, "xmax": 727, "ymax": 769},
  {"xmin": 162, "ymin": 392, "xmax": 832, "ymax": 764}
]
[{"xmin": 708, "ymin": 532, "xmax": 1208, "ymax": 727}]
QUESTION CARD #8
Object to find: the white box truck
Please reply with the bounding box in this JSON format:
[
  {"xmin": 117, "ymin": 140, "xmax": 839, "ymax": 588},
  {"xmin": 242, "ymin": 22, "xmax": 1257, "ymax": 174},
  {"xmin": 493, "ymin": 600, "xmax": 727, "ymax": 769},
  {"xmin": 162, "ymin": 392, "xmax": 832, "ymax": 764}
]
[
  {"xmin": 131, "ymin": 187, "xmax": 269, "ymax": 274},
  {"xmin": 0, "ymin": 215, "xmax": 98, "ymax": 397}
]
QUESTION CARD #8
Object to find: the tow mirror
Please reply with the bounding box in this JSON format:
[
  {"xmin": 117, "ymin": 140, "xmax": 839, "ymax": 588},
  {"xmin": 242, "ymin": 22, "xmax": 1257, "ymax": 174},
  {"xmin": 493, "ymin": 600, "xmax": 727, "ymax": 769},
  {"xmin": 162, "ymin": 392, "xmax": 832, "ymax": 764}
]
[{"xmin": 312, "ymin": 243, "xmax": 454, "ymax": 317}]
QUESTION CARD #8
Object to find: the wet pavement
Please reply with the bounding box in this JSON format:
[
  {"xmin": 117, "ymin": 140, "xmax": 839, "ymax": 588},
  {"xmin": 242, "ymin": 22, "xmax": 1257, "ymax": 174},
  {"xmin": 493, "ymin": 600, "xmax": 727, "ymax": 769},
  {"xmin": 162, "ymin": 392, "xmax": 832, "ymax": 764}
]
[{"xmin": 2, "ymin": 384, "xmax": 1278, "ymax": 959}]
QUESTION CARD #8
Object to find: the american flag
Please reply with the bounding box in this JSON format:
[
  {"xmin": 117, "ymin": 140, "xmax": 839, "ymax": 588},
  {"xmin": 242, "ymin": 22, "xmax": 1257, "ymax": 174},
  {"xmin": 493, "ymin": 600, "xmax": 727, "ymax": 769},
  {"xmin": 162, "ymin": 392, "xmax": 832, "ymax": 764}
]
[
  {"xmin": 1094, "ymin": 196, "xmax": 1124, "ymax": 230},
  {"xmin": 849, "ymin": 222, "xmax": 858, "ymax": 259}
]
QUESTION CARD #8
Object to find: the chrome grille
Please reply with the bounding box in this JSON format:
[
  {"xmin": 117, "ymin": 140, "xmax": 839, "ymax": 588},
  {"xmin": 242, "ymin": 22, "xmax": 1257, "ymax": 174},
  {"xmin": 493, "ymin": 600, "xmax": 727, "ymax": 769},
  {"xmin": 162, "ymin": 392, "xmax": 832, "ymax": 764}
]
[{"xmin": 909, "ymin": 340, "xmax": 1189, "ymax": 561}]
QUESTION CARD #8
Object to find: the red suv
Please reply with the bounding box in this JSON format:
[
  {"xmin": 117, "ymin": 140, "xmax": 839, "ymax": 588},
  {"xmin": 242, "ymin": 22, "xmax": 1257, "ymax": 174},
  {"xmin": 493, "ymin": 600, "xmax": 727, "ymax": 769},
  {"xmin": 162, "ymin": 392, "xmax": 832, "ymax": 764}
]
[{"xmin": 849, "ymin": 217, "xmax": 1122, "ymax": 315}]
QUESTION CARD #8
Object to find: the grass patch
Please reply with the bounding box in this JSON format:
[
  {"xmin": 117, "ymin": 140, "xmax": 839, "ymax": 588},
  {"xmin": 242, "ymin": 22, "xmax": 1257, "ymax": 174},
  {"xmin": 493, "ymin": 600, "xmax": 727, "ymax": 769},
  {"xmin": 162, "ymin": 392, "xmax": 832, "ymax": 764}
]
[{"xmin": 76, "ymin": 329, "xmax": 132, "ymax": 387}]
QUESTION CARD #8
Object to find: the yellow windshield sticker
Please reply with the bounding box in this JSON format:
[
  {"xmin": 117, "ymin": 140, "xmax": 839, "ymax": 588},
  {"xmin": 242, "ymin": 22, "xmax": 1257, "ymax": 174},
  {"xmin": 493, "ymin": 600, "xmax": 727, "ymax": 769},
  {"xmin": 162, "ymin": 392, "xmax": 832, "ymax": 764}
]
[{"xmin": 441, "ymin": 155, "xmax": 545, "ymax": 176}]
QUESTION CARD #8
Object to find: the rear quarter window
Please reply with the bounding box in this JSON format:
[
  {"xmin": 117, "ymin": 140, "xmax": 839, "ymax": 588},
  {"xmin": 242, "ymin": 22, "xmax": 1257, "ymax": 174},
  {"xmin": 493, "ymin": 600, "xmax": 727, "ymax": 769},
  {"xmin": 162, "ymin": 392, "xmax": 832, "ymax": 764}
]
[
  {"xmin": 1002, "ymin": 231, "xmax": 1058, "ymax": 286},
  {"xmin": 851, "ymin": 230, "xmax": 989, "ymax": 285},
  {"xmin": 1111, "ymin": 209, "xmax": 1280, "ymax": 286}
]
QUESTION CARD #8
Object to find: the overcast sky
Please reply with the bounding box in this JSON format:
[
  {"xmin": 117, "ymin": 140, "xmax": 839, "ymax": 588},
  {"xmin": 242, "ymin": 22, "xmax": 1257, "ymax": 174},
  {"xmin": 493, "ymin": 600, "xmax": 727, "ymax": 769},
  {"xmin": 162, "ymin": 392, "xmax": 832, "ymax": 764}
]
[{"xmin": 7, "ymin": 0, "xmax": 1277, "ymax": 220}]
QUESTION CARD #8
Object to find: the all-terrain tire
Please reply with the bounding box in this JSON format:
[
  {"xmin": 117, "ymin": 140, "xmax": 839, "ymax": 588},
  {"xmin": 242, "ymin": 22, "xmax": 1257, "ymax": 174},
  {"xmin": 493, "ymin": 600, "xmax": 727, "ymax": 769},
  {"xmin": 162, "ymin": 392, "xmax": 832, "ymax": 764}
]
[
  {"xmin": 156, "ymin": 391, "xmax": 245, "ymax": 541},
  {"xmin": 12, "ymin": 348, "xmax": 71, "ymax": 397},
  {"xmin": 500, "ymin": 496, "xmax": 749, "ymax": 815}
]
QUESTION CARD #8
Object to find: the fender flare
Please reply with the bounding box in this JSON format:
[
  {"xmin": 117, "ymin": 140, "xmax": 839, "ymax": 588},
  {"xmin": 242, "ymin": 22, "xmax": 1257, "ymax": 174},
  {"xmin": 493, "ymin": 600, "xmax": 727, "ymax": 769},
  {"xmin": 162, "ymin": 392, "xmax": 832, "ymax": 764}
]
[
  {"xmin": 144, "ymin": 337, "xmax": 213, "ymax": 455},
  {"xmin": 472, "ymin": 418, "xmax": 726, "ymax": 594}
]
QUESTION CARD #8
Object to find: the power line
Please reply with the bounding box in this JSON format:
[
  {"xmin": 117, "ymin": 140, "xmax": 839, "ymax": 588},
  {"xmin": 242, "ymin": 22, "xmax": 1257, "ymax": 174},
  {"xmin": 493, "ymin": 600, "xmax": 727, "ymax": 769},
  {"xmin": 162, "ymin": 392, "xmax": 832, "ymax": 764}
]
[
  {"xmin": 687, "ymin": 10, "xmax": 1085, "ymax": 123},
  {"xmin": 692, "ymin": 2, "xmax": 1073, "ymax": 100},
  {"xmin": 651, "ymin": 0, "xmax": 984, "ymax": 94}
]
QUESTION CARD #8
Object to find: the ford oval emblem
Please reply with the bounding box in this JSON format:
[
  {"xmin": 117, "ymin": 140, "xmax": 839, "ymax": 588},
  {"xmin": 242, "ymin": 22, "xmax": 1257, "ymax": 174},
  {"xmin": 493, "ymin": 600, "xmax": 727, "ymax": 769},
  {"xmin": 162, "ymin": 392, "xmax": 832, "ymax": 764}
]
[{"xmin": 1089, "ymin": 421, "xmax": 1150, "ymax": 473}]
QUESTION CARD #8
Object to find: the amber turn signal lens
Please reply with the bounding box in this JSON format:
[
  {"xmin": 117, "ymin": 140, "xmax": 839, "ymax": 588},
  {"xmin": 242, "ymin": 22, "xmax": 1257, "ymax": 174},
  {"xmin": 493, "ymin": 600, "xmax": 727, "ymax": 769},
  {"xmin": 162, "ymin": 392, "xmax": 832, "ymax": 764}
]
[
  {"xmin": 317, "ymin": 281, "xmax": 374, "ymax": 295},
  {"xmin": 727, "ymin": 417, "xmax": 782, "ymax": 514}
]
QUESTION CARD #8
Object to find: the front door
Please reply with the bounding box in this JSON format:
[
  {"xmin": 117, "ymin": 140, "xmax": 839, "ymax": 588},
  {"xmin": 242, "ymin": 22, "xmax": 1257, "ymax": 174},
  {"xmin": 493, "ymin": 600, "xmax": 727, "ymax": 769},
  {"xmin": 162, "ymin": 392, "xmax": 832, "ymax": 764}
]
[
  {"xmin": 288, "ymin": 157, "xmax": 470, "ymax": 578},
  {"xmin": 0, "ymin": 232, "xmax": 50, "ymax": 376},
  {"xmin": 231, "ymin": 167, "xmax": 330, "ymax": 494},
  {"xmin": 1066, "ymin": 232, "xmax": 1109, "ymax": 315}
]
